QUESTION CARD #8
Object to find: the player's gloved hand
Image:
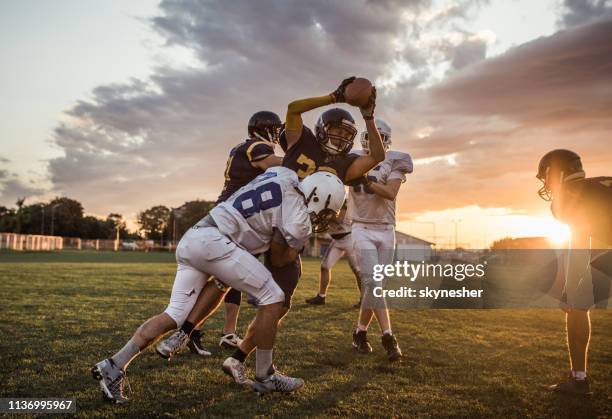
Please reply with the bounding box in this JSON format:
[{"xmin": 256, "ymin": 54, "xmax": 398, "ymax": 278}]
[
  {"xmin": 330, "ymin": 76, "xmax": 356, "ymax": 103},
  {"xmin": 360, "ymin": 86, "xmax": 376, "ymax": 120}
]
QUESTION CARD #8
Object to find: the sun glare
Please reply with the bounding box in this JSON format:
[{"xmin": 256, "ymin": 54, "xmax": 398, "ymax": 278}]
[{"xmin": 546, "ymin": 220, "xmax": 571, "ymax": 245}]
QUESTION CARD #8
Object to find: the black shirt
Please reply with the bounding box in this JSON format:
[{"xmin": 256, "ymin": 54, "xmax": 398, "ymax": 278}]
[
  {"xmin": 552, "ymin": 176, "xmax": 612, "ymax": 245},
  {"xmin": 216, "ymin": 139, "xmax": 274, "ymax": 203},
  {"xmin": 280, "ymin": 126, "xmax": 358, "ymax": 183}
]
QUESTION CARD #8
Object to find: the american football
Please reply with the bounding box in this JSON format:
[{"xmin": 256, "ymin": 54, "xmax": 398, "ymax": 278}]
[
  {"xmin": 0, "ymin": 0, "xmax": 611, "ymax": 417},
  {"xmin": 345, "ymin": 77, "xmax": 373, "ymax": 107}
]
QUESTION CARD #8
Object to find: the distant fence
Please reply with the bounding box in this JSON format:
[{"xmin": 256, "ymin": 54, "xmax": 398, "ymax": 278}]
[
  {"xmin": 0, "ymin": 233, "xmax": 64, "ymax": 251},
  {"xmin": 0, "ymin": 233, "xmax": 164, "ymax": 252}
]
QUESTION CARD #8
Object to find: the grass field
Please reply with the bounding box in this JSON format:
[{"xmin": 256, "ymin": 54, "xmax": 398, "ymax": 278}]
[{"xmin": 0, "ymin": 251, "xmax": 610, "ymax": 418}]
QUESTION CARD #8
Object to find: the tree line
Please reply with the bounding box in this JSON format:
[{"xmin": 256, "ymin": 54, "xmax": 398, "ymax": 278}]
[{"xmin": 0, "ymin": 197, "xmax": 215, "ymax": 241}]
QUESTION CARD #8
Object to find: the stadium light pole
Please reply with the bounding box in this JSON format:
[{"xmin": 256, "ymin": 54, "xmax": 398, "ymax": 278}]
[{"xmin": 452, "ymin": 219, "xmax": 462, "ymax": 249}]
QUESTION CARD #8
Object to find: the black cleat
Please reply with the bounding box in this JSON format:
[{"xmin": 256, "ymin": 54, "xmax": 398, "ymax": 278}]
[
  {"xmin": 548, "ymin": 374, "xmax": 591, "ymax": 395},
  {"xmin": 381, "ymin": 333, "xmax": 402, "ymax": 362},
  {"xmin": 352, "ymin": 298, "xmax": 362, "ymax": 309},
  {"xmin": 188, "ymin": 330, "xmax": 212, "ymax": 356},
  {"xmin": 352, "ymin": 330, "xmax": 373, "ymax": 354},
  {"xmin": 305, "ymin": 295, "xmax": 326, "ymax": 305}
]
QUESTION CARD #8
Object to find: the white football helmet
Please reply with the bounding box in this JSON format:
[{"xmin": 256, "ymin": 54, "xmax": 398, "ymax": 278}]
[
  {"xmin": 360, "ymin": 118, "xmax": 392, "ymax": 151},
  {"xmin": 300, "ymin": 171, "xmax": 346, "ymax": 232}
]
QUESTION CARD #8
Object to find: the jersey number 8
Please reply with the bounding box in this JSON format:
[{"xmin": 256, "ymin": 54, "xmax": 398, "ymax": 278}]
[{"xmin": 232, "ymin": 182, "xmax": 283, "ymax": 218}]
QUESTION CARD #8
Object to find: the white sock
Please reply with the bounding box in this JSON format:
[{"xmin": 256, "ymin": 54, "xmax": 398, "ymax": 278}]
[
  {"xmin": 318, "ymin": 293, "xmax": 326, "ymax": 298},
  {"xmin": 255, "ymin": 349, "xmax": 273, "ymax": 380},
  {"xmin": 111, "ymin": 338, "xmax": 140, "ymax": 370},
  {"xmin": 356, "ymin": 325, "xmax": 367, "ymax": 334},
  {"xmin": 383, "ymin": 329, "xmax": 392, "ymax": 336},
  {"xmin": 572, "ymin": 370, "xmax": 587, "ymax": 380}
]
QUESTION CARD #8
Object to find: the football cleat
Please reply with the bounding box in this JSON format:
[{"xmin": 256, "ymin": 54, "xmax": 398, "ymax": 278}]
[
  {"xmin": 91, "ymin": 358, "xmax": 130, "ymax": 404},
  {"xmin": 251, "ymin": 371, "xmax": 304, "ymax": 394},
  {"xmin": 548, "ymin": 373, "xmax": 591, "ymax": 395},
  {"xmin": 381, "ymin": 333, "xmax": 402, "ymax": 362},
  {"xmin": 222, "ymin": 357, "xmax": 253, "ymax": 386},
  {"xmin": 187, "ymin": 330, "xmax": 212, "ymax": 356},
  {"xmin": 156, "ymin": 330, "xmax": 189, "ymax": 360},
  {"xmin": 352, "ymin": 298, "xmax": 362, "ymax": 309},
  {"xmin": 305, "ymin": 294, "xmax": 326, "ymax": 305},
  {"xmin": 219, "ymin": 333, "xmax": 243, "ymax": 349},
  {"xmin": 352, "ymin": 330, "xmax": 373, "ymax": 354}
]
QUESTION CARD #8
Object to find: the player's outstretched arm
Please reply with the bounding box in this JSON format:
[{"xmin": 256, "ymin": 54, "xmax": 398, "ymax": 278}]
[
  {"xmin": 284, "ymin": 77, "xmax": 356, "ymax": 148},
  {"xmin": 344, "ymin": 119, "xmax": 385, "ymax": 182},
  {"xmin": 366, "ymin": 178, "xmax": 402, "ymax": 201}
]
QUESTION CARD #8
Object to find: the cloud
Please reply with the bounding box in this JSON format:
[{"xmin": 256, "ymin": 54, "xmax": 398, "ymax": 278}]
[
  {"xmin": 39, "ymin": 0, "xmax": 611, "ymax": 242},
  {"xmin": 0, "ymin": 169, "xmax": 45, "ymax": 206},
  {"xmin": 47, "ymin": 0, "xmax": 489, "ymax": 218},
  {"xmin": 430, "ymin": 18, "xmax": 612, "ymax": 127},
  {"xmin": 559, "ymin": 0, "xmax": 612, "ymax": 28}
]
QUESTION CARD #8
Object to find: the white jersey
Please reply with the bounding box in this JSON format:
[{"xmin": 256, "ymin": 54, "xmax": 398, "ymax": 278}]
[
  {"xmin": 327, "ymin": 217, "xmax": 352, "ymax": 238},
  {"xmin": 205, "ymin": 166, "xmax": 311, "ymax": 254},
  {"xmin": 347, "ymin": 150, "xmax": 413, "ymax": 225}
]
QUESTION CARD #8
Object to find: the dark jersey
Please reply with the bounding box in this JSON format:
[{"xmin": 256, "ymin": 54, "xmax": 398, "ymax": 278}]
[
  {"xmin": 552, "ymin": 177, "xmax": 612, "ymax": 245},
  {"xmin": 280, "ymin": 126, "xmax": 359, "ymax": 183},
  {"xmin": 216, "ymin": 139, "xmax": 274, "ymax": 203}
]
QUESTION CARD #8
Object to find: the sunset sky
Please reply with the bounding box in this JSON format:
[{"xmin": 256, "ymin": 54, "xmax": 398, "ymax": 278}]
[{"xmin": 1, "ymin": 0, "xmax": 611, "ymax": 247}]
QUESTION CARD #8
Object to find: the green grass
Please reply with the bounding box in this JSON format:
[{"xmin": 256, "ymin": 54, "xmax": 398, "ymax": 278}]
[{"xmin": 0, "ymin": 251, "xmax": 610, "ymax": 418}]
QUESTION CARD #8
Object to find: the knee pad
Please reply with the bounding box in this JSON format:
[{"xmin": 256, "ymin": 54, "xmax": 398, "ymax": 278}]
[
  {"xmin": 164, "ymin": 303, "xmax": 189, "ymax": 327},
  {"xmin": 224, "ymin": 288, "xmax": 242, "ymax": 305},
  {"xmin": 257, "ymin": 280, "xmax": 285, "ymax": 306}
]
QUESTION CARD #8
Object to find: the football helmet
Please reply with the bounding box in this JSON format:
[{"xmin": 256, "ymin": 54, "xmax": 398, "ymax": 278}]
[
  {"xmin": 314, "ymin": 108, "xmax": 357, "ymax": 155},
  {"xmin": 361, "ymin": 118, "xmax": 391, "ymax": 151},
  {"xmin": 300, "ymin": 171, "xmax": 346, "ymax": 232},
  {"xmin": 248, "ymin": 111, "xmax": 282, "ymax": 144},
  {"xmin": 536, "ymin": 149, "xmax": 585, "ymax": 201}
]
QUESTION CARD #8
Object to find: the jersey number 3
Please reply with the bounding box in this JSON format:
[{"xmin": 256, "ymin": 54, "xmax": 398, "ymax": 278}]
[
  {"xmin": 232, "ymin": 182, "xmax": 282, "ymax": 218},
  {"xmin": 296, "ymin": 154, "xmax": 316, "ymax": 179}
]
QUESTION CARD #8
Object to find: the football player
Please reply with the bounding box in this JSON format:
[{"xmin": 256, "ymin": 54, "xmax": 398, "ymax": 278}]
[
  {"xmin": 188, "ymin": 111, "xmax": 283, "ymax": 355},
  {"xmin": 221, "ymin": 77, "xmax": 387, "ymax": 376},
  {"xmin": 348, "ymin": 118, "xmax": 413, "ymax": 362},
  {"xmin": 305, "ymin": 200, "xmax": 362, "ymax": 306},
  {"xmin": 91, "ymin": 167, "xmax": 346, "ymax": 402},
  {"xmin": 536, "ymin": 149, "xmax": 611, "ymax": 395}
]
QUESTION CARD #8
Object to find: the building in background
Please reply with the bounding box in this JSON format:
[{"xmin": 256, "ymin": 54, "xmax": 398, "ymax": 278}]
[{"xmin": 305, "ymin": 230, "xmax": 434, "ymax": 261}]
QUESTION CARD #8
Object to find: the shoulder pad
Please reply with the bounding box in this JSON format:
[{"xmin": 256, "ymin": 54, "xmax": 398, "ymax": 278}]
[{"xmin": 387, "ymin": 151, "xmax": 413, "ymax": 174}]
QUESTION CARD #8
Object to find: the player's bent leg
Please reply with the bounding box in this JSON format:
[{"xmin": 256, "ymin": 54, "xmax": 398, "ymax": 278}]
[
  {"xmin": 307, "ymin": 243, "xmax": 341, "ymax": 305},
  {"xmin": 92, "ymin": 260, "xmax": 208, "ymax": 403},
  {"xmin": 189, "ymin": 283, "xmax": 239, "ymax": 355},
  {"xmin": 155, "ymin": 264, "xmax": 214, "ymax": 359},
  {"xmin": 220, "ymin": 295, "xmax": 243, "ymax": 349}
]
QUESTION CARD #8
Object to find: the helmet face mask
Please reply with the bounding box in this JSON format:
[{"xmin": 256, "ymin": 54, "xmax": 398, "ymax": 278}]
[
  {"xmin": 315, "ymin": 108, "xmax": 357, "ymax": 156},
  {"xmin": 536, "ymin": 168, "xmax": 554, "ymax": 201},
  {"xmin": 360, "ymin": 132, "xmax": 391, "ymax": 152},
  {"xmin": 309, "ymin": 208, "xmax": 336, "ymax": 233},
  {"xmin": 248, "ymin": 111, "xmax": 283, "ymax": 145},
  {"xmin": 360, "ymin": 118, "xmax": 392, "ymax": 152},
  {"xmin": 252, "ymin": 125, "xmax": 282, "ymax": 145}
]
